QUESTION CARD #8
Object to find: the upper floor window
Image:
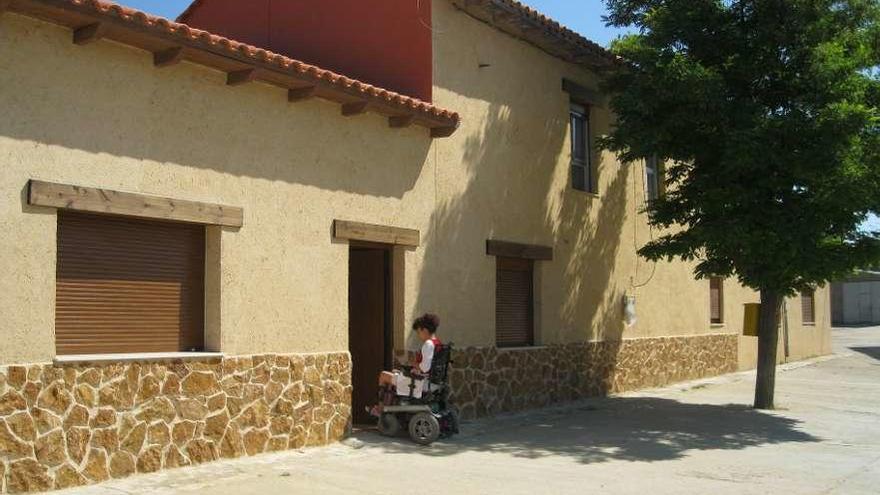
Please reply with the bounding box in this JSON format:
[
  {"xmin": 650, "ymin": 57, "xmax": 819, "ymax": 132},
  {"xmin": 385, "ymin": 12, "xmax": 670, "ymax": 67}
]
[
  {"xmin": 646, "ymin": 155, "xmax": 661, "ymax": 201},
  {"xmin": 570, "ymin": 103, "xmax": 593, "ymax": 193}
]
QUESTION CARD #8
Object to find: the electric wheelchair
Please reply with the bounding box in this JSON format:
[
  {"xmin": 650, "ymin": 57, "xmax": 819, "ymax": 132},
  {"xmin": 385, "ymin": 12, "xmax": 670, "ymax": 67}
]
[{"xmin": 377, "ymin": 342, "xmax": 459, "ymax": 445}]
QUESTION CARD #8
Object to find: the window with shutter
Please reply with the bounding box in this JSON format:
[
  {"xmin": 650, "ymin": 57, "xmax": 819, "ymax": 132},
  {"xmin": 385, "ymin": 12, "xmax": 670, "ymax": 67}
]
[
  {"xmin": 710, "ymin": 277, "xmax": 724, "ymax": 324},
  {"xmin": 645, "ymin": 155, "xmax": 661, "ymax": 200},
  {"xmin": 801, "ymin": 290, "xmax": 816, "ymax": 324},
  {"xmin": 570, "ymin": 103, "xmax": 593, "ymax": 193},
  {"xmin": 55, "ymin": 211, "xmax": 206, "ymax": 355},
  {"xmin": 495, "ymin": 257, "xmax": 534, "ymax": 347}
]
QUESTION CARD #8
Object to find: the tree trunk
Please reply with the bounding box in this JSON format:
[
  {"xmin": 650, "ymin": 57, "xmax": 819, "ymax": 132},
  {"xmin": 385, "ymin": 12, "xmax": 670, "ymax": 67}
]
[{"xmin": 754, "ymin": 289, "xmax": 784, "ymax": 409}]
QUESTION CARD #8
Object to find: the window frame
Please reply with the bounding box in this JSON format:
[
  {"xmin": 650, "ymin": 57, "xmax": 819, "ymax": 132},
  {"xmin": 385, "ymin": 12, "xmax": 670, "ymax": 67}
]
[
  {"xmin": 569, "ymin": 102, "xmax": 594, "ymax": 193},
  {"xmin": 54, "ymin": 211, "xmax": 208, "ymax": 356},
  {"xmin": 801, "ymin": 290, "xmax": 816, "ymax": 325},
  {"xmin": 710, "ymin": 277, "xmax": 724, "ymax": 325},
  {"xmin": 495, "ymin": 256, "xmax": 536, "ymax": 348},
  {"xmin": 645, "ymin": 155, "xmax": 661, "ymax": 201}
]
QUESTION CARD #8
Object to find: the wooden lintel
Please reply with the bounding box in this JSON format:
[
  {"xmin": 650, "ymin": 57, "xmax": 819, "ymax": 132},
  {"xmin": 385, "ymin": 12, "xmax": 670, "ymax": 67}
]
[
  {"xmin": 341, "ymin": 101, "xmax": 368, "ymax": 116},
  {"xmin": 486, "ymin": 239, "xmax": 553, "ymax": 261},
  {"xmin": 431, "ymin": 125, "xmax": 458, "ymax": 138},
  {"xmin": 226, "ymin": 68, "xmax": 257, "ymax": 86},
  {"xmin": 333, "ymin": 220, "xmax": 419, "ymax": 248},
  {"xmin": 153, "ymin": 47, "xmax": 184, "ymax": 68},
  {"xmin": 389, "ymin": 115, "xmax": 416, "ymax": 128},
  {"xmin": 28, "ymin": 180, "xmax": 243, "ymax": 228},
  {"xmin": 287, "ymin": 86, "xmax": 316, "ymax": 102},
  {"xmin": 73, "ymin": 23, "xmax": 105, "ymax": 45},
  {"xmin": 0, "ymin": 0, "xmax": 13, "ymax": 15}
]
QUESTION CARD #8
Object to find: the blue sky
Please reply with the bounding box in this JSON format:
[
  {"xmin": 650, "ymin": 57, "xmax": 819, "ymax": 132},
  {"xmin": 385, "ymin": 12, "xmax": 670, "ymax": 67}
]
[{"xmin": 120, "ymin": 0, "xmax": 630, "ymax": 47}]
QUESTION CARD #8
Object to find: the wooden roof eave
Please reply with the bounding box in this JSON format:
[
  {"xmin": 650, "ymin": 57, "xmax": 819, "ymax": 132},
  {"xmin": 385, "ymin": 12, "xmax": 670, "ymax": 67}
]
[
  {"xmin": 451, "ymin": 0, "xmax": 619, "ymax": 72},
  {"xmin": 7, "ymin": 0, "xmax": 461, "ymax": 137}
]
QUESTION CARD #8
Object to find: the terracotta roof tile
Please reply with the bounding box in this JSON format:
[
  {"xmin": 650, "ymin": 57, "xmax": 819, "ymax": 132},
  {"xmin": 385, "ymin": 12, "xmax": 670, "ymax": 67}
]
[
  {"xmin": 11, "ymin": 0, "xmax": 460, "ymax": 135},
  {"xmin": 451, "ymin": 0, "xmax": 621, "ymax": 68}
]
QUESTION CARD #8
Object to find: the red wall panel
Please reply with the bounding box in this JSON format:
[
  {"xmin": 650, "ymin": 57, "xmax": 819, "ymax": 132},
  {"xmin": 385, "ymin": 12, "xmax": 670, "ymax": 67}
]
[{"xmin": 183, "ymin": 0, "xmax": 433, "ymax": 102}]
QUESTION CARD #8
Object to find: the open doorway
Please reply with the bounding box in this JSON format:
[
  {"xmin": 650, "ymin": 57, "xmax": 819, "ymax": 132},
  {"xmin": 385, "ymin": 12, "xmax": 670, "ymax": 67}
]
[{"xmin": 348, "ymin": 244, "xmax": 393, "ymax": 426}]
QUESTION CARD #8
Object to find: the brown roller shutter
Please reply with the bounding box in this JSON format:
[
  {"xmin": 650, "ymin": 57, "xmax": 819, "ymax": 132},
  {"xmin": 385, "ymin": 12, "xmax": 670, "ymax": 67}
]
[
  {"xmin": 801, "ymin": 290, "xmax": 815, "ymax": 324},
  {"xmin": 496, "ymin": 257, "xmax": 534, "ymax": 347},
  {"xmin": 56, "ymin": 211, "xmax": 205, "ymax": 355},
  {"xmin": 710, "ymin": 277, "xmax": 723, "ymax": 324}
]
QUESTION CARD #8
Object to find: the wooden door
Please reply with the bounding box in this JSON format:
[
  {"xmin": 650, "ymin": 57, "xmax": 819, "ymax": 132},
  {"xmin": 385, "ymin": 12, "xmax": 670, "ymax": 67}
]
[{"xmin": 348, "ymin": 247, "xmax": 390, "ymax": 425}]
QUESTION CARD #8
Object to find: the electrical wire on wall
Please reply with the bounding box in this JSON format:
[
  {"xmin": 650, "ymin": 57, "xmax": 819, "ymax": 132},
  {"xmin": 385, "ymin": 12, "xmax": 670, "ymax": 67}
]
[{"xmin": 630, "ymin": 160, "xmax": 657, "ymax": 290}]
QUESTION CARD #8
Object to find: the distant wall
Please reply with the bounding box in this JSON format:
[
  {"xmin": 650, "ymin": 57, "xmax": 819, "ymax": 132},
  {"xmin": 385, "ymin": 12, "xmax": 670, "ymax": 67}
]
[{"xmin": 832, "ymin": 280, "xmax": 880, "ymax": 325}]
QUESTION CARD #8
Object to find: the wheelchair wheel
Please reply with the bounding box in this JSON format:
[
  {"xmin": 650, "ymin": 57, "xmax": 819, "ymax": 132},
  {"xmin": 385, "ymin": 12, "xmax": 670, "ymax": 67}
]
[
  {"xmin": 408, "ymin": 412, "xmax": 440, "ymax": 445},
  {"xmin": 448, "ymin": 405, "xmax": 460, "ymax": 434},
  {"xmin": 378, "ymin": 413, "xmax": 401, "ymax": 437}
]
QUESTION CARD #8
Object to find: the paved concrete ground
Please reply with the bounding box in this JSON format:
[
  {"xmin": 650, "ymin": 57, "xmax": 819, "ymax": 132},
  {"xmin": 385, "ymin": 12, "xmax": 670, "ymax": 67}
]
[{"xmin": 53, "ymin": 328, "xmax": 880, "ymax": 495}]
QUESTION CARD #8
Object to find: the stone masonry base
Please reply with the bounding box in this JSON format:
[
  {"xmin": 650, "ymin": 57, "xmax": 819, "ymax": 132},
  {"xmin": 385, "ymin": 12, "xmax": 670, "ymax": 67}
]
[
  {"xmin": 448, "ymin": 334, "xmax": 738, "ymax": 419},
  {"xmin": 0, "ymin": 353, "xmax": 351, "ymax": 493},
  {"xmin": 0, "ymin": 334, "xmax": 738, "ymax": 493}
]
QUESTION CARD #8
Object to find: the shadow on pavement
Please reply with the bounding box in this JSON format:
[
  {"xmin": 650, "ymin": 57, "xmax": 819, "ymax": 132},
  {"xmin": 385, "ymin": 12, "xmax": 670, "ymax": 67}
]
[
  {"xmin": 850, "ymin": 347, "xmax": 880, "ymax": 361},
  {"xmin": 355, "ymin": 397, "xmax": 819, "ymax": 465}
]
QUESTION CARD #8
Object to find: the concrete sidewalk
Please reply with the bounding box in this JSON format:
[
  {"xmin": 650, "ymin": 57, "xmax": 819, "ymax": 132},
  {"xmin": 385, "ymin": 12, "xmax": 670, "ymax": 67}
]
[{"xmin": 52, "ymin": 328, "xmax": 880, "ymax": 495}]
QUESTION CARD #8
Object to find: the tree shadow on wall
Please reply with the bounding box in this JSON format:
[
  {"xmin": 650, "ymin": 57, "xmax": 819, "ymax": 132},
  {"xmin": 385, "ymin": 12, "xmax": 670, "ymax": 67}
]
[
  {"xmin": 410, "ymin": 93, "xmax": 632, "ymax": 399},
  {"xmin": 411, "ymin": 100, "xmax": 575, "ymax": 349},
  {"xmin": 356, "ymin": 397, "xmax": 819, "ymax": 464}
]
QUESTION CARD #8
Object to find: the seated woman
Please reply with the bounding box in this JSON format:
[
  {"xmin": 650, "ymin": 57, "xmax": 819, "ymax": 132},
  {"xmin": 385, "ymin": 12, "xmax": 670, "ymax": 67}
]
[{"xmin": 368, "ymin": 313, "xmax": 441, "ymax": 417}]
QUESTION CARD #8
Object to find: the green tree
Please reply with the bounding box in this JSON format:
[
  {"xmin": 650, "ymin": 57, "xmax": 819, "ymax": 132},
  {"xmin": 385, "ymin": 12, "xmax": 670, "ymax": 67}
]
[{"xmin": 602, "ymin": 0, "xmax": 880, "ymax": 409}]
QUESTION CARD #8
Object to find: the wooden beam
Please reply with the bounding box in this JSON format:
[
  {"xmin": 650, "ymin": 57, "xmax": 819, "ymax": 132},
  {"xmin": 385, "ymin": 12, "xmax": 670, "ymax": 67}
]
[
  {"xmin": 28, "ymin": 180, "xmax": 243, "ymax": 228},
  {"xmin": 73, "ymin": 23, "xmax": 105, "ymax": 45},
  {"xmin": 226, "ymin": 68, "xmax": 257, "ymax": 86},
  {"xmin": 0, "ymin": 0, "xmax": 13, "ymax": 15},
  {"xmin": 389, "ymin": 115, "xmax": 415, "ymax": 128},
  {"xmin": 431, "ymin": 126, "xmax": 458, "ymax": 138},
  {"xmin": 153, "ymin": 46, "xmax": 184, "ymax": 68},
  {"xmin": 486, "ymin": 239, "xmax": 553, "ymax": 261},
  {"xmin": 341, "ymin": 101, "xmax": 368, "ymax": 116},
  {"xmin": 333, "ymin": 220, "xmax": 419, "ymax": 247},
  {"xmin": 287, "ymin": 86, "xmax": 316, "ymax": 102}
]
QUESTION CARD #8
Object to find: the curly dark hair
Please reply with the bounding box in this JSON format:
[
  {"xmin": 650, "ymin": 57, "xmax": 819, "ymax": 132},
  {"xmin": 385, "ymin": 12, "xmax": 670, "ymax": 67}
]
[{"xmin": 412, "ymin": 313, "xmax": 440, "ymax": 333}]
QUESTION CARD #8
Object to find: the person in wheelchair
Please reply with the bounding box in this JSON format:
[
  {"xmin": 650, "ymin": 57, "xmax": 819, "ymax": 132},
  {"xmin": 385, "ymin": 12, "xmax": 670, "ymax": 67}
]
[
  {"xmin": 367, "ymin": 313, "xmax": 458, "ymax": 445},
  {"xmin": 368, "ymin": 313, "xmax": 441, "ymax": 417}
]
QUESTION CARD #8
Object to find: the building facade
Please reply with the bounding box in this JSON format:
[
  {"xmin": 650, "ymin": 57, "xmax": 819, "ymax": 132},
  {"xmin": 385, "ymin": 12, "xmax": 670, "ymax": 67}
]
[
  {"xmin": 832, "ymin": 271, "xmax": 880, "ymax": 326},
  {"xmin": 0, "ymin": 0, "xmax": 831, "ymax": 492}
]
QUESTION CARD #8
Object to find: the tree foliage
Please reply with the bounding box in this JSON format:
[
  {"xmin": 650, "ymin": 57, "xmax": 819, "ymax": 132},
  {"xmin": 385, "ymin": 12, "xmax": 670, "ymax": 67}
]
[{"xmin": 602, "ymin": 0, "xmax": 880, "ymax": 295}]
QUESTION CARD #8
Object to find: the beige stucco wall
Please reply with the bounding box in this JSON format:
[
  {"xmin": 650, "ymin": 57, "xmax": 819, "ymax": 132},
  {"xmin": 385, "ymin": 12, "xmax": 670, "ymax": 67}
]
[
  {"xmin": 0, "ymin": 9, "xmax": 831, "ymax": 368},
  {"xmin": 0, "ymin": 13, "xmax": 436, "ymax": 362},
  {"xmin": 426, "ymin": 1, "xmax": 831, "ymax": 366}
]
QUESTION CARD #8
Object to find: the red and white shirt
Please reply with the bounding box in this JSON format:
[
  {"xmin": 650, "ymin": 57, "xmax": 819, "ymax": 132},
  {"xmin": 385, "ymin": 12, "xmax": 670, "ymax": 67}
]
[{"xmin": 416, "ymin": 337, "xmax": 442, "ymax": 374}]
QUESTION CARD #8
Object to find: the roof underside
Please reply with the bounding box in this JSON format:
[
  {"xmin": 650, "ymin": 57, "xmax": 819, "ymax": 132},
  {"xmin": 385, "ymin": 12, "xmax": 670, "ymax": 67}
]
[
  {"xmin": 450, "ymin": 0, "xmax": 619, "ymax": 70},
  {"xmin": 3, "ymin": 0, "xmax": 460, "ymax": 138}
]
